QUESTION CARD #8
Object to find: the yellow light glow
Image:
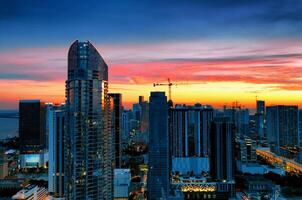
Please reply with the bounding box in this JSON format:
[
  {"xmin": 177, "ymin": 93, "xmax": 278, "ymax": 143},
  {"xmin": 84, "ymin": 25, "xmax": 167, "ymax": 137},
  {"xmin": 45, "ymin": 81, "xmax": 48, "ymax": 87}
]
[{"xmin": 180, "ymin": 185, "xmax": 216, "ymax": 192}]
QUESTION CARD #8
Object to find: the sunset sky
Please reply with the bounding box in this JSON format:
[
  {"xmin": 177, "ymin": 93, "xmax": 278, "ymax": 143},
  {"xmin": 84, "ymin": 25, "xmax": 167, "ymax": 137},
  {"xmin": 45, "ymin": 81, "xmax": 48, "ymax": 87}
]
[{"xmin": 1, "ymin": 0, "xmax": 302, "ymax": 109}]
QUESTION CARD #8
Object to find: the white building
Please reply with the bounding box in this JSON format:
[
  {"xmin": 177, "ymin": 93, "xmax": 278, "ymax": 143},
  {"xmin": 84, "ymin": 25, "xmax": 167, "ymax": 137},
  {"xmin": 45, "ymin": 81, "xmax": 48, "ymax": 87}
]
[
  {"xmin": 47, "ymin": 104, "xmax": 65, "ymax": 197},
  {"xmin": 114, "ymin": 169, "xmax": 131, "ymax": 199},
  {"xmin": 12, "ymin": 185, "xmax": 47, "ymax": 200}
]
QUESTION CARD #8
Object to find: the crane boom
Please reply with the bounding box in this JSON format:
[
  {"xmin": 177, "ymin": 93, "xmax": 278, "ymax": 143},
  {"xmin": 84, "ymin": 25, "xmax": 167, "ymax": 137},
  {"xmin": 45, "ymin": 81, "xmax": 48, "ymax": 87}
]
[{"xmin": 153, "ymin": 78, "xmax": 175, "ymax": 101}]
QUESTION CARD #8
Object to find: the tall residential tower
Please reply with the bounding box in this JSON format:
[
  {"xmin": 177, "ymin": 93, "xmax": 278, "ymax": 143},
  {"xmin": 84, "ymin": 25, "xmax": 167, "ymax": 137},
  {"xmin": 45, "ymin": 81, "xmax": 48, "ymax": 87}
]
[
  {"xmin": 65, "ymin": 41, "xmax": 113, "ymax": 199},
  {"xmin": 266, "ymin": 105, "xmax": 299, "ymax": 156}
]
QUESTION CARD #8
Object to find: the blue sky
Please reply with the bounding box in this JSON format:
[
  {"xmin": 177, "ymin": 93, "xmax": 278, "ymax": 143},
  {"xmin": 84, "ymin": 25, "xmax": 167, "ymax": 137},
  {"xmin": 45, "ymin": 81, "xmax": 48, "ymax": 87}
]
[{"xmin": 1, "ymin": 0, "xmax": 302, "ymax": 48}]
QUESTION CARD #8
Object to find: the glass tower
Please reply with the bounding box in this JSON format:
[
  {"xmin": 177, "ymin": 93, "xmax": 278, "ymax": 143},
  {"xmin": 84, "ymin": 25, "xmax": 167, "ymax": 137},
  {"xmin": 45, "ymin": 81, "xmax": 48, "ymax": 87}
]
[
  {"xmin": 148, "ymin": 92, "xmax": 169, "ymax": 200},
  {"xmin": 19, "ymin": 100, "xmax": 46, "ymax": 153},
  {"xmin": 65, "ymin": 40, "xmax": 113, "ymax": 200}
]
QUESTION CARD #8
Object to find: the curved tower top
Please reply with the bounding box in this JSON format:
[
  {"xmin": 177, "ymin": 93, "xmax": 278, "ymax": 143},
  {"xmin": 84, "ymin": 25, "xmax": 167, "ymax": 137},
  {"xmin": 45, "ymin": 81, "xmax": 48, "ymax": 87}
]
[
  {"xmin": 68, "ymin": 40, "xmax": 108, "ymax": 81},
  {"xmin": 65, "ymin": 40, "xmax": 112, "ymax": 199}
]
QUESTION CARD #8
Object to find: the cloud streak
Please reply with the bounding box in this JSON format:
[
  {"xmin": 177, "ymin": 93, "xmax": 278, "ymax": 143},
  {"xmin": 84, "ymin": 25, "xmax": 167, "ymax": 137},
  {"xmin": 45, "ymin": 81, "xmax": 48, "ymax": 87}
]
[
  {"xmin": 0, "ymin": 40, "xmax": 302, "ymax": 90},
  {"xmin": 0, "ymin": 39, "xmax": 302, "ymax": 109}
]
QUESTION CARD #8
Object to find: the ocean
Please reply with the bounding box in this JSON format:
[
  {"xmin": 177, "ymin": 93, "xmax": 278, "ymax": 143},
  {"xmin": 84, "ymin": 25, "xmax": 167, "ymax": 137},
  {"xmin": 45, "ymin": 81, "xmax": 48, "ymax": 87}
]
[{"xmin": 0, "ymin": 110, "xmax": 18, "ymax": 140}]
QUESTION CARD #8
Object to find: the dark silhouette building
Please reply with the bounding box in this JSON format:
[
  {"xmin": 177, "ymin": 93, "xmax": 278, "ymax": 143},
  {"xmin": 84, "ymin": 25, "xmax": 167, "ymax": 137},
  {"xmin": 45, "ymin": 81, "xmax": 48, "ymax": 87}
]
[
  {"xmin": 109, "ymin": 93, "xmax": 122, "ymax": 168},
  {"xmin": 19, "ymin": 100, "xmax": 46, "ymax": 153},
  {"xmin": 210, "ymin": 117, "xmax": 235, "ymax": 181},
  {"xmin": 255, "ymin": 100, "xmax": 265, "ymax": 138},
  {"xmin": 148, "ymin": 92, "xmax": 169, "ymax": 200}
]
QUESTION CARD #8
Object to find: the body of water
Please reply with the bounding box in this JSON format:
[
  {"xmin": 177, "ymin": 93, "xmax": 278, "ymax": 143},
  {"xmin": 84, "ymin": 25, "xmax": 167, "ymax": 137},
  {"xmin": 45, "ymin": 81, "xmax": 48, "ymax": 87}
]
[
  {"xmin": 0, "ymin": 110, "xmax": 18, "ymax": 140},
  {"xmin": 0, "ymin": 118, "xmax": 18, "ymax": 139}
]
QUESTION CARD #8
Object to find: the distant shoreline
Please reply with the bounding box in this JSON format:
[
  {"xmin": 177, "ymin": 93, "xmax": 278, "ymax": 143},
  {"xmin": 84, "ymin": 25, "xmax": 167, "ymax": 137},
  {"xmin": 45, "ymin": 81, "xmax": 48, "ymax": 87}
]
[
  {"xmin": 0, "ymin": 116, "xmax": 19, "ymax": 119},
  {"xmin": 0, "ymin": 110, "xmax": 19, "ymax": 119}
]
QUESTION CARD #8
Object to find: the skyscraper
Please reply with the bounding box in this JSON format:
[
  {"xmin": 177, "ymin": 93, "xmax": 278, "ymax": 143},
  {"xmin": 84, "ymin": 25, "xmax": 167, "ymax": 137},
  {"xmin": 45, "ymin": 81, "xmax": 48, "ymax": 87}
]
[
  {"xmin": 256, "ymin": 100, "xmax": 265, "ymax": 115},
  {"xmin": 148, "ymin": 92, "xmax": 169, "ymax": 200},
  {"xmin": 210, "ymin": 117, "xmax": 235, "ymax": 181},
  {"xmin": 266, "ymin": 105, "xmax": 299, "ymax": 155},
  {"xmin": 109, "ymin": 93, "xmax": 122, "ymax": 168},
  {"xmin": 236, "ymin": 137, "xmax": 257, "ymax": 163},
  {"xmin": 65, "ymin": 40, "xmax": 112, "ymax": 199},
  {"xmin": 19, "ymin": 100, "xmax": 46, "ymax": 153},
  {"xmin": 121, "ymin": 109, "xmax": 133, "ymax": 142},
  {"xmin": 223, "ymin": 107, "xmax": 249, "ymax": 136},
  {"xmin": 169, "ymin": 104, "xmax": 213, "ymax": 157},
  {"xmin": 48, "ymin": 104, "xmax": 65, "ymax": 197},
  {"xmin": 235, "ymin": 108, "xmax": 249, "ymax": 136},
  {"xmin": 255, "ymin": 100, "xmax": 265, "ymax": 138},
  {"xmin": 139, "ymin": 97, "xmax": 149, "ymax": 143}
]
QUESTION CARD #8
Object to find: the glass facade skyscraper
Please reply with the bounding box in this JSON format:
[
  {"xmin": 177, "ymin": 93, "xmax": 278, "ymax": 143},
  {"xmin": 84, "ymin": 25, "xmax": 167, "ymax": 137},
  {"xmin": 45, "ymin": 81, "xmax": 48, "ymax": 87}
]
[
  {"xmin": 19, "ymin": 100, "xmax": 46, "ymax": 153},
  {"xmin": 148, "ymin": 92, "xmax": 169, "ymax": 200},
  {"xmin": 266, "ymin": 105, "xmax": 299, "ymax": 155},
  {"xmin": 65, "ymin": 40, "xmax": 112, "ymax": 200}
]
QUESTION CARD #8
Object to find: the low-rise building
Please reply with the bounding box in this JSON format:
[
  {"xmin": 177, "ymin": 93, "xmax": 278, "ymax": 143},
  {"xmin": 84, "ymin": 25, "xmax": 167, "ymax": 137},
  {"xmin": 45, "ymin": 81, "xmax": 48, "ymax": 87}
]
[
  {"xmin": 170, "ymin": 174, "xmax": 235, "ymax": 200},
  {"xmin": 114, "ymin": 169, "xmax": 131, "ymax": 200},
  {"xmin": 243, "ymin": 176, "xmax": 280, "ymax": 200},
  {"xmin": 0, "ymin": 151, "xmax": 8, "ymax": 178},
  {"xmin": 19, "ymin": 152, "xmax": 48, "ymax": 169},
  {"xmin": 12, "ymin": 185, "xmax": 47, "ymax": 200}
]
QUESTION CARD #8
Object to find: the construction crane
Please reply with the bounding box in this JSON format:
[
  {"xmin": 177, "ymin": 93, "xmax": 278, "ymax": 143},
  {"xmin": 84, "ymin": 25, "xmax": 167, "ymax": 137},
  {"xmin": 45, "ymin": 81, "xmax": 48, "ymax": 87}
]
[{"xmin": 153, "ymin": 78, "xmax": 176, "ymax": 102}]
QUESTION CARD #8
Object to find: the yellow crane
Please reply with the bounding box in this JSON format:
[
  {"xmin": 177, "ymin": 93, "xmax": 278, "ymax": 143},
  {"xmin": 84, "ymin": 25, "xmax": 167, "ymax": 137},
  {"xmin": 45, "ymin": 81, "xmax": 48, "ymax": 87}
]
[{"xmin": 153, "ymin": 78, "xmax": 177, "ymax": 102}]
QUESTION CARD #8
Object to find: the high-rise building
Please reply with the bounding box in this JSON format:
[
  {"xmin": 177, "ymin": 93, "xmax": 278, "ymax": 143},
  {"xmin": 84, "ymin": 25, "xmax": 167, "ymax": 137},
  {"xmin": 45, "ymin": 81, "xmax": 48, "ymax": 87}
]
[
  {"xmin": 139, "ymin": 99, "xmax": 149, "ymax": 143},
  {"xmin": 256, "ymin": 100, "xmax": 265, "ymax": 115},
  {"xmin": 48, "ymin": 104, "xmax": 65, "ymax": 197},
  {"xmin": 210, "ymin": 117, "xmax": 235, "ymax": 181},
  {"xmin": 266, "ymin": 105, "xmax": 299, "ymax": 155},
  {"xmin": 237, "ymin": 138, "xmax": 257, "ymax": 163},
  {"xmin": 148, "ymin": 92, "xmax": 169, "ymax": 200},
  {"xmin": 121, "ymin": 110, "xmax": 133, "ymax": 141},
  {"xmin": 298, "ymin": 110, "xmax": 302, "ymax": 148},
  {"xmin": 19, "ymin": 100, "xmax": 46, "ymax": 153},
  {"xmin": 235, "ymin": 109, "xmax": 249, "ymax": 136},
  {"xmin": 223, "ymin": 107, "xmax": 249, "ymax": 136},
  {"xmin": 169, "ymin": 104, "xmax": 213, "ymax": 157},
  {"xmin": 65, "ymin": 40, "xmax": 112, "ymax": 199},
  {"xmin": 133, "ymin": 103, "xmax": 141, "ymax": 122},
  {"xmin": 139, "ymin": 96, "xmax": 144, "ymax": 104},
  {"xmin": 109, "ymin": 93, "xmax": 122, "ymax": 168},
  {"xmin": 255, "ymin": 100, "xmax": 265, "ymax": 138}
]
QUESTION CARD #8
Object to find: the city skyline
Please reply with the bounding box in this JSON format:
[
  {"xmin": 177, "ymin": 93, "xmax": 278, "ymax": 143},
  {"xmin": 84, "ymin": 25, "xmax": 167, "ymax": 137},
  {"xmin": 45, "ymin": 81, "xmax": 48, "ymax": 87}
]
[
  {"xmin": 1, "ymin": 1, "xmax": 302, "ymax": 109},
  {"xmin": 1, "ymin": 1, "xmax": 302, "ymax": 200}
]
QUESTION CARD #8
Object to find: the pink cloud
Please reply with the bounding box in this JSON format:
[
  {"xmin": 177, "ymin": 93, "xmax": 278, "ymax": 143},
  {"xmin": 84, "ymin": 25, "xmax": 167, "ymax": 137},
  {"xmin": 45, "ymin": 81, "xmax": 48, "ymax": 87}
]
[{"xmin": 0, "ymin": 39, "xmax": 302, "ymax": 91}]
